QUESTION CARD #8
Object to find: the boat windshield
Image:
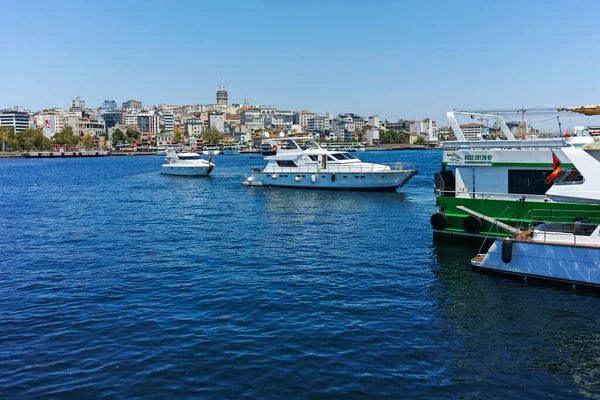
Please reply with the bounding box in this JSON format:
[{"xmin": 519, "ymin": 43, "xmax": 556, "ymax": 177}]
[
  {"xmin": 536, "ymin": 222, "xmax": 599, "ymax": 236},
  {"xmin": 178, "ymin": 155, "xmax": 203, "ymax": 160},
  {"xmin": 331, "ymin": 153, "xmax": 349, "ymax": 160},
  {"xmin": 343, "ymin": 152, "xmax": 357, "ymax": 159}
]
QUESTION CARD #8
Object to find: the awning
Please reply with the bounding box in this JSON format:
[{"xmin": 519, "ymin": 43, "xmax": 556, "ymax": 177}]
[{"xmin": 558, "ymin": 105, "xmax": 600, "ymax": 115}]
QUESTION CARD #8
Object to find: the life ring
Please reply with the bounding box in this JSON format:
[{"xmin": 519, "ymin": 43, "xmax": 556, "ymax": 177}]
[
  {"xmin": 272, "ymin": 144, "xmax": 279, "ymax": 152},
  {"xmin": 544, "ymin": 167, "xmax": 562, "ymax": 184}
]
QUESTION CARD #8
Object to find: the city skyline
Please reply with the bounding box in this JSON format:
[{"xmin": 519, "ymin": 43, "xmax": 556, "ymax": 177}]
[{"xmin": 2, "ymin": 0, "xmax": 600, "ymax": 130}]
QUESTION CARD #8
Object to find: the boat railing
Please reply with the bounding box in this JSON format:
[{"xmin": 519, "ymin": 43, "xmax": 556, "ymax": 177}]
[
  {"xmin": 435, "ymin": 189, "xmax": 548, "ymax": 202},
  {"xmin": 264, "ymin": 162, "xmax": 411, "ymax": 174},
  {"xmin": 525, "ymin": 208, "xmax": 600, "ymax": 223},
  {"xmin": 442, "ymin": 139, "xmax": 566, "ymax": 151}
]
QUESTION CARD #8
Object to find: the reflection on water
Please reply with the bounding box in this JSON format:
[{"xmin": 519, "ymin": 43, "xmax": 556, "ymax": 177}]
[{"xmin": 430, "ymin": 240, "xmax": 600, "ymax": 398}]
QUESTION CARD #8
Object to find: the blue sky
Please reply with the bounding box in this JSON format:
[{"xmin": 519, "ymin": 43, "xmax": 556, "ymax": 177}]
[{"xmin": 2, "ymin": 0, "xmax": 600, "ymax": 128}]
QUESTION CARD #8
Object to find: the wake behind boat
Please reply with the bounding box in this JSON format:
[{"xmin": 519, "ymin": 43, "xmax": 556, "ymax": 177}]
[
  {"xmin": 242, "ymin": 137, "xmax": 417, "ymax": 190},
  {"xmin": 161, "ymin": 151, "xmax": 214, "ymax": 176}
]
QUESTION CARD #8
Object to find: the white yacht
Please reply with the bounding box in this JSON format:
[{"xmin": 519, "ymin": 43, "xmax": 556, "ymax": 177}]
[
  {"xmin": 471, "ymin": 146, "xmax": 600, "ymax": 287},
  {"xmin": 202, "ymin": 146, "xmax": 221, "ymax": 155},
  {"xmin": 241, "ymin": 137, "xmax": 417, "ymax": 190},
  {"xmin": 222, "ymin": 145, "xmax": 240, "ymax": 155},
  {"xmin": 161, "ymin": 151, "xmax": 215, "ymax": 176}
]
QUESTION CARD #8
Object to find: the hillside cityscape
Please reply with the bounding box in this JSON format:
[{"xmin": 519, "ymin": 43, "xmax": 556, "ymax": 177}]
[{"xmin": 1, "ymin": 82, "xmax": 541, "ymax": 152}]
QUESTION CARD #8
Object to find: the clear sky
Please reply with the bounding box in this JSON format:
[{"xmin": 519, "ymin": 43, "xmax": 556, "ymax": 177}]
[{"xmin": 2, "ymin": 0, "xmax": 600, "ymax": 128}]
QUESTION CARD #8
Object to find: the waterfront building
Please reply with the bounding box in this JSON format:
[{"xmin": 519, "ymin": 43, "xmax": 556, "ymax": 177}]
[
  {"xmin": 185, "ymin": 118, "xmax": 204, "ymax": 136},
  {"xmin": 37, "ymin": 111, "xmax": 63, "ymax": 138},
  {"xmin": 137, "ymin": 112, "xmax": 160, "ymax": 135},
  {"xmin": 156, "ymin": 132, "xmax": 173, "ymax": 147},
  {"xmin": 240, "ymin": 109, "xmax": 264, "ymax": 130},
  {"xmin": 295, "ymin": 111, "xmax": 317, "ymax": 131},
  {"xmin": 162, "ymin": 110, "xmax": 174, "ymax": 132},
  {"xmin": 386, "ymin": 119, "xmax": 412, "ymax": 133},
  {"xmin": 366, "ymin": 128, "xmax": 380, "ymax": 145},
  {"xmin": 122, "ymin": 99, "xmax": 142, "ymax": 110},
  {"xmin": 64, "ymin": 115, "xmax": 105, "ymax": 138},
  {"xmin": 217, "ymin": 82, "xmax": 228, "ymax": 106},
  {"xmin": 209, "ymin": 112, "xmax": 225, "ymax": 132},
  {"xmin": 458, "ymin": 123, "xmax": 484, "ymax": 140},
  {"xmin": 0, "ymin": 108, "xmax": 30, "ymax": 133},
  {"xmin": 102, "ymin": 111, "xmax": 123, "ymax": 131}
]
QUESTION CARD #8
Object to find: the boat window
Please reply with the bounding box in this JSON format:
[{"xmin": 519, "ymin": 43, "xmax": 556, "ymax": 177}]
[
  {"xmin": 277, "ymin": 160, "xmax": 297, "ymax": 167},
  {"xmin": 331, "ymin": 153, "xmax": 348, "ymax": 160},
  {"xmin": 555, "ymin": 169, "xmax": 584, "ymax": 185},
  {"xmin": 508, "ymin": 170, "xmax": 552, "ymax": 195},
  {"xmin": 343, "ymin": 152, "xmax": 357, "ymax": 159},
  {"xmin": 327, "ymin": 156, "xmax": 336, "ymax": 161},
  {"xmin": 308, "ymin": 155, "xmax": 318, "ymax": 161},
  {"xmin": 178, "ymin": 155, "xmax": 202, "ymax": 160}
]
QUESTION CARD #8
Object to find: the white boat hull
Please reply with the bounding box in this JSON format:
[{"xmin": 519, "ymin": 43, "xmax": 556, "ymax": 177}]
[
  {"xmin": 473, "ymin": 240, "xmax": 600, "ymax": 286},
  {"xmin": 161, "ymin": 165, "xmax": 213, "ymax": 176},
  {"xmin": 242, "ymin": 170, "xmax": 417, "ymax": 191},
  {"xmin": 203, "ymin": 150, "xmax": 221, "ymax": 155}
]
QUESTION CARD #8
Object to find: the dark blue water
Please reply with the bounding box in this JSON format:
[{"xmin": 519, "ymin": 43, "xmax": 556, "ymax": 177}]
[{"xmin": 1, "ymin": 151, "xmax": 599, "ymax": 399}]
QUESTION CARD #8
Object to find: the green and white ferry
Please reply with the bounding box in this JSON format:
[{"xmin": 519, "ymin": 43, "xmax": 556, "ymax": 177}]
[{"xmin": 431, "ymin": 109, "xmax": 598, "ymax": 240}]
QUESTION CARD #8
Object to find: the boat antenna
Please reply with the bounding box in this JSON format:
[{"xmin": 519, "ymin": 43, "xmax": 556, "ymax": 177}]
[{"xmin": 557, "ymin": 116, "xmax": 562, "ymax": 135}]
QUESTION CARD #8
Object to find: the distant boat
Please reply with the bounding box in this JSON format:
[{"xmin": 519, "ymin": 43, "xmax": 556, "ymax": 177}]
[
  {"xmin": 222, "ymin": 145, "xmax": 240, "ymax": 155},
  {"xmin": 161, "ymin": 151, "xmax": 214, "ymax": 176},
  {"xmin": 202, "ymin": 146, "xmax": 221, "ymax": 155}
]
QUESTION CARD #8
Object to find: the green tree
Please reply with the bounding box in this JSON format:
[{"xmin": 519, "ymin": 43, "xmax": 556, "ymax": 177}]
[
  {"xmin": 16, "ymin": 128, "xmax": 50, "ymax": 150},
  {"xmin": 112, "ymin": 128, "xmax": 126, "ymax": 145},
  {"xmin": 0, "ymin": 126, "xmax": 17, "ymax": 151},
  {"xmin": 414, "ymin": 136, "xmax": 427, "ymax": 145},
  {"xmin": 81, "ymin": 135, "xmax": 95, "ymax": 150},
  {"xmin": 126, "ymin": 128, "xmax": 141, "ymax": 141},
  {"xmin": 172, "ymin": 130, "xmax": 184, "ymax": 143},
  {"xmin": 202, "ymin": 127, "xmax": 223, "ymax": 145},
  {"xmin": 53, "ymin": 126, "xmax": 80, "ymax": 145}
]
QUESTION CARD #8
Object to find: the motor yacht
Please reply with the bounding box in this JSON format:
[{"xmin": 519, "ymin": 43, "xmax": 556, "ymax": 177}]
[
  {"xmin": 241, "ymin": 137, "xmax": 417, "ymax": 190},
  {"xmin": 161, "ymin": 151, "xmax": 214, "ymax": 176}
]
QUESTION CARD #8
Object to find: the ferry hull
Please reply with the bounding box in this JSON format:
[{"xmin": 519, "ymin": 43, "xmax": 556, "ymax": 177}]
[
  {"xmin": 473, "ymin": 240, "xmax": 600, "ymax": 287},
  {"xmin": 161, "ymin": 165, "xmax": 214, "ymax": 176},
  {"xmin": 432, "ymin": 196, "xmax": 600, "ymax": 240},
  {"xmin": 242, "ymin": 170, "xmax": 417, "ymax": 191}
]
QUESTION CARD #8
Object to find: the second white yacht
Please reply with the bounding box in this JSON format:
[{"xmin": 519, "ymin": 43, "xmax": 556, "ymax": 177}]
[
  {"xmin": 161, "ymin": 151, "xmax": 215, "ymax": 176},
  {"xmin": 242, "ymin": 137, "xmax": 417, "ymax": 190}
]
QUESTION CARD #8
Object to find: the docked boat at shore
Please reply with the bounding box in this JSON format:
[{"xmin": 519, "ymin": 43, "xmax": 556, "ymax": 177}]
[
  {"xmin": 202, "ymin": 146, "xmax": 221, "ymax": 156},
  {"xmin": 161, "ymin": 151, "xmax": 214, "ymax": 176},
  {"xmin": 471, "ymin": 145, "xmax": 600, "ymax": 287},
  {"xmin": 431, "ymin": 109, "xmax": 597, "ymax": 241},
  {"xmin": 242, "ymin": 137, "xmax": 417, "ymax": 190},
  {"xmin": 222, "ymin": 145, "xmax": 240, "ymax": 155}
]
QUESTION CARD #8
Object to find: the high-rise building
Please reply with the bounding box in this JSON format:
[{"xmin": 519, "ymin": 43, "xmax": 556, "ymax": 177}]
[
  {"xmin": 162, "ymin": 110, "xmax": 174, "ymax": 132},
  {"xmin": 0, "ymin": 108, "xmax": 30, "ymax": 133},
  {"xmin": 216, "ymin": 82, "xmax": 228, "ymax": 106}
]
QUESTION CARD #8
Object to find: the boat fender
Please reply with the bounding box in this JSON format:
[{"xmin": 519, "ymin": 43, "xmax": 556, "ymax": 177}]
[
  {"xmin": 501, "ymin": 240, "xmax": 513, "ymax": 264},
  {"xmin": 331, "ymin": 173, "xmax": 336, "ymax": 182},
  {"xmin": 272, "ymin": 174, "xmax": 278, "ymax": 179},
  {"xmin": 247, "ymin": 176, "xmax": 254, "ymax": 182},
  {"xmin": 294, "ymin": 176, "xmax": 300, "ymax": 182},
  {"xmin": 311, "ymin": 174, "xmax": 316, "ymax": 183},
  {"xmin": 430, "ymin": 212, "xmax": 449, "ymax": 231},
  {"xmin": 272, "ymin": 144, "xmax": 279, "ymax": 152},
  {"xmin": 463, "ymin": 215, "xmax": 483, "ymax": 234}
]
